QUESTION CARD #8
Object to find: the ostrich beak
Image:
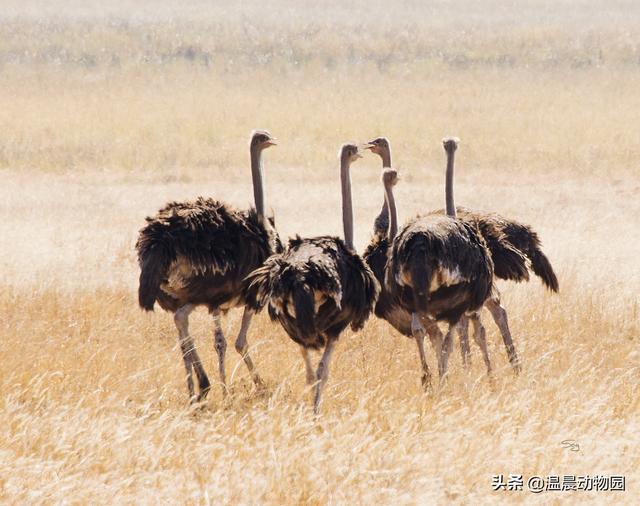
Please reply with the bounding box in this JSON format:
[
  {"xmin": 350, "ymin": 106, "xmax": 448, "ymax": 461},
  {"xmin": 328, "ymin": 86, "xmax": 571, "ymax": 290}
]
[
  {"xmin": 363, "ymin": 143, "xmax": 375, "ymax": 151},
  {"xmin": 266, "ymin": 139, "xmax": 278, "ymax": 146}
]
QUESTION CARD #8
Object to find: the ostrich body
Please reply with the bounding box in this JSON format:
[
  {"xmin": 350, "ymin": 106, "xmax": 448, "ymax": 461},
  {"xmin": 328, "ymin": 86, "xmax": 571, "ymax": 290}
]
[
  {"xmin": 244, "ymin": 144, "xmax": 379, "ymax": 413},
  {"xmin": 365, "ymin": 137, "xmax": 558, "ymax": 375},
  {"xmin": 374, "ymin": 138, "xmax": 494, "ymax": 388},
  {"xmin": 136, "ymin": 130, "xmax": 280, "ymax": 401}
]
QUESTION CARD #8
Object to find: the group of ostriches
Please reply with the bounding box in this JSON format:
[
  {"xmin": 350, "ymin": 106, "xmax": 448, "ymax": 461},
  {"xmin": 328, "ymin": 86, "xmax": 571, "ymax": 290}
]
[{"xmin": 136, "ymin": 130, "xmax": 558, "ymax": 413}]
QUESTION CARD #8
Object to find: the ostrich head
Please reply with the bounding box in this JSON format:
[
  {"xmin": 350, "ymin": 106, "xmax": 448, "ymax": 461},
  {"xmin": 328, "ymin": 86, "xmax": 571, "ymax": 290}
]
[
  {"xmin": 364, "ymin": 137, "xmax": 390, "ymax": 158},
  {"xmin": 381, "ymin": 168, "xmax": 399, "ymax": 187},
  {"xmin": 250, "ymin": 130, "xmax": 277, "ymax": 150},
  {"xmin": 442, "ymin": 137, "xmax": 459, "ymax": 153},
  {"xmin": 339, "ymin": 143, "xmax": 363, "ymax": 164}
]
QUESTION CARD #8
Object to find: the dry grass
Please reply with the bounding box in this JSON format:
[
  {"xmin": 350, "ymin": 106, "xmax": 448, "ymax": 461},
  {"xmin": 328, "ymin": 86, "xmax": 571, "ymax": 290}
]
[{"xmin": 1, "ymin": 1, "xmax": 639, "ymax": 503}]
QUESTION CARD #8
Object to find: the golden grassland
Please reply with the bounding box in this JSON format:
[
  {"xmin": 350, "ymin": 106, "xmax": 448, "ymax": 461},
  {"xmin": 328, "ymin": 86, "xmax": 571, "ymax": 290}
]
[{"xmin": 1, "ymin": 2, "xmax": 640, "ymax": 503}]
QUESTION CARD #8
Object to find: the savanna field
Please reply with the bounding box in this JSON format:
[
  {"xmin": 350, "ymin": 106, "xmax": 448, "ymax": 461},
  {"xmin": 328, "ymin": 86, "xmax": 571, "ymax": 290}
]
[{"xmin": 1, "ymin": 1, "xmax": 639, "ymax": 503}]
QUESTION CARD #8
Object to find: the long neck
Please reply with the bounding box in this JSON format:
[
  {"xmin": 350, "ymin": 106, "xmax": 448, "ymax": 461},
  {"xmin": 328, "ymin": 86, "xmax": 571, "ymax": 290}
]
[
  {"xmin": 250, "ymin": 146, "xmax": 265, "ymax": 218},
  {"xmin": 445, "ymin": 149, "xmax": 456, "ymax": 218},
  {"xmin": 373, "ymin": 200, "xmax": 389, "ymax": 236},
  {"xmin": 384, "ymin": 180, "xmax": 398, "ymax": 241},
  {"xmin": 340, "ymin": 155, "xmax": 354, "ymax": 251},
  {"xmin": 373, "ymin": 145, "xmax": 392, "ymax": 235},
  {"xmin": 381, "ymin": 146, "xmax": 391, "ymax": 168}
]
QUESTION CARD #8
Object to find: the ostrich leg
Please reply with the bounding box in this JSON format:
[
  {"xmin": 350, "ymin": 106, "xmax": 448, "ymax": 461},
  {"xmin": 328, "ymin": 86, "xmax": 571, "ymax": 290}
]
[
  {"xmin": 439, "ymin": 323, "xmax": 457, "ymax": 380},
  {"xmin": 313, "ymin": 338, "xmax": 337, "ymax": 414},
  {"xmin": 212, "ymin": 310, "xmax": 228, "ymax": 395},
  {"xmin": 300, "ymin": 347, "xmax": 316, "ymax": 385},
  {"xmin": 234, "ymin": 307, "xmax": 265, "ymax": 387},
  {"xmin": 469, "ymin": 313, "xmax": 492, "ymax": 375},
  {"xmin": 411, "ymin": 313, "xmax": 434, "ymax": 392},
  {"xmin": 175, "ymin": 304, "xmax": 210, "ymax": 402},
  {"xmin": 458, "ymin": 314, "xmax": 471, "ymax": 367},
  {"xmin": 485, "ymin": 296, "xmax": 521, "ymax": 373}
]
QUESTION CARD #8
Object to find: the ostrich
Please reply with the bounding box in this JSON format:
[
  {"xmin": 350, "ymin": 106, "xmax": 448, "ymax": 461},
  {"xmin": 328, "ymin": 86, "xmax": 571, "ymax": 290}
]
[
  {"xmin": 135, "ymin": 130, "xmax": 281, "ymax": 402},
  {"xmin": 243, "ymin": 144, "xmax": 379, "ymax": 413},
  {"xmin": 378, "ymin": 137, "xmax": 494, "ymax": 388},
  {"xmin": 454, "ymin": 209, "xmax": 558, "ymax": 373},
  {"xmin": 365, "ymin": 137, "xmax": 558, "ymax": 374}
]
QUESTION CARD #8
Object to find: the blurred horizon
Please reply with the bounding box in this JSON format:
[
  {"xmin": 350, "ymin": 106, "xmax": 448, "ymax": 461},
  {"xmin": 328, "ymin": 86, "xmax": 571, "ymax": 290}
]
[
  {"xmin": 1, "ymin": 0, "xmax": 639, "ymax": 72},
  {"xmin": 1, "ymin": 0, "xmax": 639, "ymax": 176}
]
